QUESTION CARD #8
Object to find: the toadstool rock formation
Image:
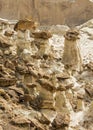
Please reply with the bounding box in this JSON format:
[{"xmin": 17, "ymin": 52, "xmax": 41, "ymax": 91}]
[
  {"xmin": 62, "ymin": 29, "xmax": 82, "ymax": 75},
  {"xmin": 14, "ymin": 19, "xmax": 38, "ymax": 41},
  {"xmin": 32, "ymin": 31, "xmax": 52, "ymax": 58}
]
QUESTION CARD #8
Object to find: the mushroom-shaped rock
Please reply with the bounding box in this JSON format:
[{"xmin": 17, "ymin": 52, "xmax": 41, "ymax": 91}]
[
  {"xmin": 32, "ymin": 31, "xmax": 52, "ymax": 39},
  {"xmin": 14, "ymin": 19, "xmax": 38, "ymax": 31},
  {"xmin": 62, "ymin": 29, "xmax": 82, "ymax": 75},
  {"xmin": 14, "ymin": 19, "xmax": 38, "ymax": 41},
  {"xmin": 32, "ymin": 31, "xmax": 52, "ymax": 58}
]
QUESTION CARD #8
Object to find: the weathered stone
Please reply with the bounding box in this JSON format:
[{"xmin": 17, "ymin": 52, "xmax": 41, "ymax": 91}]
[
  {"xmin": 0, "ymin": 78, "xmax": 16, "ymax": 87},
  {"xmin": 30, "ymin": 119, "xmax": 45, "ymax": 130},
  {"xmin": 37, "ymin": 78, "xmax": 54, "ymax": 91},
  {"xmin": 0, "ymin": 126, "xmax": 3, "ymax": 130},
  {"xmin": 55, "ymin": 92, "xmax": 69, "ymax": 112},
  {"xmin": 59, "ymin": 78, "xmax": 74, "ymax": 89},
  {"xmin": 7, "ymin": 89, "xmax": 19, "ymax": 102},
  {"xmin": 65, "ymin": 90, "xmax": 73, "ymax": 102},
  {"xmin": 35, "ymin": 85, "xmax": 54, "ymax": 110},
  {"xmin": 26, "ymin": 83, "xmax": 38, "ymax": 89},
  {"xmin": 87, "ymin": 61, "xmax": 93, "ymax": 70},
  {"xmin": 56, "ymin": 72, "xmax": 70, "ymax": 80},
  {"xmin": 0, "ymin": 88, "xmax": 10, "ymax": 100},
  {"xmin": 85, "ymin": 82, "xmax": 93, "ymax": 97},
  {"xmin": 0, "ymin": 50, "xmax": 3, "ymax": 56},
  {"xmin": 76, "ymin": 99, "xmax": 84, "ymax": 112},
  {"xmin": 83, "ymin": 102, "xmax": 93, "ymax": 130},
  {"xmin": 9, "ymin": 86, "xmax": 24, "ymax": 95},
  {"xmin": 14, "ymin": 19, "xmax": 38, "ymax": 41},
  {"xmin": 4, "ymin": 50, "xmax": 11, "ymax": 55},
  {"xmin": 30, "ymin": 94, "xmax": 44, "ymax": 110},
  {"xmin": 41, "ymin": 100, "xmax": 55, "ymax": 110},
  {"xmin": 0, "ymin": 98, "xmax": 10, "ymax": 111},
  {"xmin": 4, "ymin": 30, "xmax": 14, "ymax": 37},
  {"xmin": 14, "ymin": 19, "xmax": 38, "ymax": 32},
  {"xmin": 10, "ymin": 116, "xmax": 31, "ymax": 126},
  {"xmin": 0, "ymin": 64, "xmax": 4, "ymax": 71},
  {"xmin": 51, "ymin": 112, "xmax": 70, "ymax": 129},
  {"xmin": 62, "ymin": 29, "xmax": 82, "ymax": 74},
  {"xmin": 33, "ymin": 37, "xmax": 51, "ymax": 58},
  {"xmin": 24, "ymin": 74, "xmax": 36, "ymax": 85},
  {"xmin": 15, "ymin": 64, "xmax": 27, "ymax": 74},
  {"xmin": 36, "ymin": 113, "xmax": 50, "ymax": 125},
  {"xmin": 27, "ymin": 67, "xmax": 38, "ymax": 78},
  {"xmin": 16, "ymin": 40, "xmax": 32, "ymax": 56},
  {"xmin": 32, "ymin": 31, "xmax": 52, "ymax": 39},
  {"xmin": 4, "ymin": 60, "xmax": 15, "ymax": 70},
  {"xmin": 0, "ymin": 35, "xmax": 12, "ymax": 48},
  {"xmin": 23, "ymin": 94, "xmax": 35, "ymax": 105},
  {"xmin": 57, "ymin": 83, "xmax": 66, "ymax": 91}
]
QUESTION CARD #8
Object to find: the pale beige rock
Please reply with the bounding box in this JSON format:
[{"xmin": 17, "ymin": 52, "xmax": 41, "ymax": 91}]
[
  {"xmin": 34, "ymin": 38, "xmax": 51, "ymax": 58},
  {"xmin": 4, "ymin": 29, "xmax": 14, "ymax": 37},
  {"xmin": 76, "ymin": 99, "xmax": 84, "ymax": 112},
  {"xmin": 85, "ymin": 82, "xmax": 93, "ymax": 98},
  {"xmin": 62, "ymin": 29, "xmax": 82, "ymax": 75},
  {"xmin": 55, "ymin": 91, "xmax": 69, "ymax": 113},
  {"xmin": 83, "ymin": 102, "xmax": 93, "ymax": 130},
  {"xmin": 0, "ymin": 126, "xmax": 3, "ymax": 130},
  {"xmin": 0, "ymin": 88, "xmax": 10, "ymax": 100},
  {"xmin": 16, "ymin": 40, "xmax": 32, "ymax": 55},
  {"xmin": 0, "ymin": 35, "xmax": 13, "ymax": 48},
  {"xmin": 35, "ymin": 85, "xmax": 55, "ymax": 110},
  {"xmin": 87, "ymin": 61, "xmax": 93, "ymax": 70}
]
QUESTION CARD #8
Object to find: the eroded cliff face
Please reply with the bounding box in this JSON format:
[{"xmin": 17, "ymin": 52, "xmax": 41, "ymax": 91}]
[{"xmin": 0, "ymin": 0, "xmax": 93, "ymax": 26}]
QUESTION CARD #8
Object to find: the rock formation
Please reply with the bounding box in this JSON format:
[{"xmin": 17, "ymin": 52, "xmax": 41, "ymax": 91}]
[
  {"xmin": 32, "ymin": 31, "xmax": 52, "ymax": 58},
  {"xmin": 14, "ymin": 19, "xmax": 38, "ymax": 31},
  {"xmin": 0, "ymin": 18, "xmax": 93, "ymax": 130},
  {"xmin": 62, "ymin": 29, "xmax": 82, "ymax": 75},
  {"xmin": 14, "ymin": 19, "xmax": 38, "ymax": 41}
]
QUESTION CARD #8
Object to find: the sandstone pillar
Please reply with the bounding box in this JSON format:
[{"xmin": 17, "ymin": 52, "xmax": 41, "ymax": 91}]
[{"xmin": 62, "ymin": 29, "xmax": 82, "ymax": 75}]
